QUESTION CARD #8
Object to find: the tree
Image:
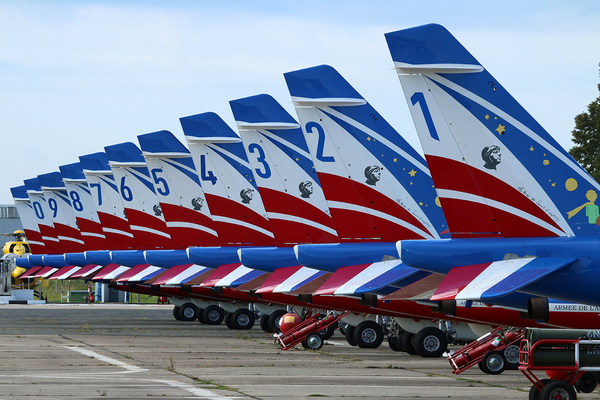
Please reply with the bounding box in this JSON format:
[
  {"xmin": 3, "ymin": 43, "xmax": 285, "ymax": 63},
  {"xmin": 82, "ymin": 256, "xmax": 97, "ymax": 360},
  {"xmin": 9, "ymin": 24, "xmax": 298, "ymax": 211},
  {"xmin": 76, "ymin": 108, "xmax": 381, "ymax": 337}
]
[{"xmin": 569, "ymin": 64, "xmax": 600, "ymax": 182}]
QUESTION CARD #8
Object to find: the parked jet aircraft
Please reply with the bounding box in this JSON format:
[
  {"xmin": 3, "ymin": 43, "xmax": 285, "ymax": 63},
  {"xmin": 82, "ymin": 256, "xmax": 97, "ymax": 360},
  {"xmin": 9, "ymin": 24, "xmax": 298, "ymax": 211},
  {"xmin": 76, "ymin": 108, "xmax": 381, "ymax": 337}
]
[{"xmin": 385, "ymin": 23, "xmax": 600, "ymax": 313}]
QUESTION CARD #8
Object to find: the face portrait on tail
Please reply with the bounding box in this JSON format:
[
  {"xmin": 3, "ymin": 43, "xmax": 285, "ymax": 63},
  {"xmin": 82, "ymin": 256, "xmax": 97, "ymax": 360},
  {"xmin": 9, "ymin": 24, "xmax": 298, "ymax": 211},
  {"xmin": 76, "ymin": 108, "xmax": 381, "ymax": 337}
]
[
  {"xmin": 481, "ymin": 145, "xmax": 502, "ymax": 170},
  {"xmin": 364, "ymin": 165, "xmax": 382, "ymax": 186},
  {"xmin": 299, "ymin": 181, "xmax": 314, "ymax": 198},
  {"xmin": 191, "ymin": 196, "xmax": 204, "ymax": 210},
  {"xmin": 153, "ymin": 204, "xmax": 163, "ymax": 216},
  {"xmin": 240, "ymin": 188, "xmax": 254, "ymax": 204}
]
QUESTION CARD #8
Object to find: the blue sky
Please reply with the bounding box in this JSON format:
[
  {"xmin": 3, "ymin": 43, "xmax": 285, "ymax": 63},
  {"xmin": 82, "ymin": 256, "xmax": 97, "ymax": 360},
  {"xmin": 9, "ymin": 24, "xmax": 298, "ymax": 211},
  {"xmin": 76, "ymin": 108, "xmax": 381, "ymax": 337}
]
[{"xmin": 1, "ymin": 0, "xmax": 599, "ymax": 203}]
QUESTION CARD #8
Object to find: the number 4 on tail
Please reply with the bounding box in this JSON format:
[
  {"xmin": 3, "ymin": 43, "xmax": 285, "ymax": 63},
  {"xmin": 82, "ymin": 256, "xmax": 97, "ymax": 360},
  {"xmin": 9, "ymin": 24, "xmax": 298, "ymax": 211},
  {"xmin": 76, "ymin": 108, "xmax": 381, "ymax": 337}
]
[{"xmin": 411, "ymin": 92, "xmax": 439, "ymax": 141}]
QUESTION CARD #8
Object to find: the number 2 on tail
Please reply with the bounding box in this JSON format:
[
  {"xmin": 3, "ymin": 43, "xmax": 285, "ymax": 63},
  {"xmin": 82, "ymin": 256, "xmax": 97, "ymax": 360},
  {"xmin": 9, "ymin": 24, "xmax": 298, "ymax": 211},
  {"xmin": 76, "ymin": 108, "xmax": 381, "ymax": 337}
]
[{"xmin": 411, "ymin": 92, "xmax": 439, "ymax": 141}]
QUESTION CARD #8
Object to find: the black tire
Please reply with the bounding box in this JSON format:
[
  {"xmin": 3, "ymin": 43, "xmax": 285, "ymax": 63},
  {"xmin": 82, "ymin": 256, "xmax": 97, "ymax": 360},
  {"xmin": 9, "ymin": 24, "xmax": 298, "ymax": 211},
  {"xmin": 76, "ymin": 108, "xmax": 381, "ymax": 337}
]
[
  {"xmin": 389, "ymin": 332, "xmax": 405, "ymax": 352},
  {"xmin": 303, "ymin": 332, "xmax": 324, "ymax": 350},
  {"xmin": 259, "ymin": 314, "xmax": 270, "ymax": 332},
  {"xmin": 414, "ymin": 327, "xmax": 448, "ymax": 358},
  {"xmin": 402, "ymin": 332, "xmax": 418, "ymax": 355},
  {"xmin": 197, "ymin": 308, "xmax": 205, "ymax": 324},
  {"xmin": 224, "ymin": 312, "xmax": 235, "ymax": 329},
  {"xmin": 503, "ymin": 344, "xmax": 520, "ymax": 370},
  {"xmin": 529, "ymin": 379, "xmax": 551, "ymax": 400},
  {"xmin": 267, "ymin": 310, "xmax": 287, "ymax": 333},
  {"xmin": 232, "ymin": 308, "xmax": 255, "ymax": 330},
  {"xmin": 575, "ymin": 371, "xmax": 597, "ymax": 393},
  {"xmin": 480, "ymin": 350, "xmax": 506, "ymax": 375},
  {"xmin": 540, "ymin": 380, "xmax": 576, "ymax": 400},
  {"xmin": 178, "ymin": 303, "xmax": 199, "ymax": 322},
  {"xmin": 345, "ymin": 325, "xmax": 357, "ymax": 346},
  {"xmin": 173, "ymin": 306, "xmax": 182, "ymax": 321},
  {"xmin": 317, "ymin": 324, "xmax": 336, "ymax": 340},
  {"xmin": 202, "ymin": 305, "xmax": 224, "ymax": 325},
  {"xmin": 388, "ymin": 336, "xmax": 400, "ymax": 351},
  {"xmin": 353, "ymin": 321, "xmax": 384, "ymax": 349}
]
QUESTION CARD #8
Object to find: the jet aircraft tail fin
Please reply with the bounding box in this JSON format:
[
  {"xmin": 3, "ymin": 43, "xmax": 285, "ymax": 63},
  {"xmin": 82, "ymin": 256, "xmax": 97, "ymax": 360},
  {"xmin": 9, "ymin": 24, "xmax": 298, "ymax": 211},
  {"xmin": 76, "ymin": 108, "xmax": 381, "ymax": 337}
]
[{"xmin": 386, "ymin": 24, "xmax": 599, "ymax": 238}]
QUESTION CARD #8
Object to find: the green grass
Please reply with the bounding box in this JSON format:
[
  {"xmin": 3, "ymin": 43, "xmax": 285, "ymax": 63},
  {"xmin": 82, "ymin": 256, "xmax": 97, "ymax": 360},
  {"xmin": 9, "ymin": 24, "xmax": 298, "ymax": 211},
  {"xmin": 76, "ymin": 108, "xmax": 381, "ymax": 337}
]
[{"xmin": 38, "ymin": 279, "xmax": 164, "ymax": 304}]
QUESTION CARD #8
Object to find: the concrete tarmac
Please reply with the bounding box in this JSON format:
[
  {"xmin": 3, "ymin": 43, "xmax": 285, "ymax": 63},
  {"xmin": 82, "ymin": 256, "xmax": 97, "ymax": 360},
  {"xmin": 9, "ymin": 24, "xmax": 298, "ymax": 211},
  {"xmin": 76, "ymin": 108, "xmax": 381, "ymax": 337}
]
[{"xmin": 0, "ymin": 304, "xmax": 598, "ymax": 400}]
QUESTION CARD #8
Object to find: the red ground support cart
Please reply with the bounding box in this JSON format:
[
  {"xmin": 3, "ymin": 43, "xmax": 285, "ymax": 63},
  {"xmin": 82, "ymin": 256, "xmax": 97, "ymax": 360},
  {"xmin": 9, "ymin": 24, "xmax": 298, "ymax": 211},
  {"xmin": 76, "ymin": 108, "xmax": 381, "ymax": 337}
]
[
  {"xmin": 519, "ymin": 330, "xmax": 600, "ymax": 400},
  {"xmin": 447, "ymin": 326, "xmax": 523, "ymax": 375},
  {"xmin": 277, "ymin": 310, "xmax": 350, "ymax": 351}
]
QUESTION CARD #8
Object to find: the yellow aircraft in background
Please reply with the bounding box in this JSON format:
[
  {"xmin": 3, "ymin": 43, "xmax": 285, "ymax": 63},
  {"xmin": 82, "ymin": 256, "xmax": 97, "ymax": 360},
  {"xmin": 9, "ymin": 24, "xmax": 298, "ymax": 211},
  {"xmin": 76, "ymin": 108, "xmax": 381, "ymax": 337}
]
[{"xmin": 1, "ymin": 230, "xmax": 33, "ymax": 286}]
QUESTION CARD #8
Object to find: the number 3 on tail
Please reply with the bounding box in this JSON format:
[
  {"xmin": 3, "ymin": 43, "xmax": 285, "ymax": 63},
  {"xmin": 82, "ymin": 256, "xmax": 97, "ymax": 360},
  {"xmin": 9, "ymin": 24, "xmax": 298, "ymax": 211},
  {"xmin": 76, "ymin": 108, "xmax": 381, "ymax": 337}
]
[{"xmin": 411, "ymin": 92, "xmax": 439, "ymax": 141}]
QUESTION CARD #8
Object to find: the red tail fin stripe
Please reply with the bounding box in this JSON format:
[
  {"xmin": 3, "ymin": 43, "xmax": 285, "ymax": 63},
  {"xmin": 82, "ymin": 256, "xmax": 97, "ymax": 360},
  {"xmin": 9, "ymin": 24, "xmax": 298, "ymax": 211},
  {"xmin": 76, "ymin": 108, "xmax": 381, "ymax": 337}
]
[
  {"xmin": 438, "ymin": 189, "xmax": 564, "ymax": 237},
  {"xmin": 327, "ymin": 201, "xmax": 435, "ymax": 240}
]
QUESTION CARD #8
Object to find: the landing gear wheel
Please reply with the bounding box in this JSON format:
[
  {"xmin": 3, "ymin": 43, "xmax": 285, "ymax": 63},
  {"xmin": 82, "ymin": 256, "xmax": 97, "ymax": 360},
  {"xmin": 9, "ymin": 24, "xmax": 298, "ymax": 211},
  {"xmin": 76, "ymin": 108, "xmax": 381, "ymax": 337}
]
[
  {"xmin": 479, "ymin": 350, "xmax": 506, "ymax": 375},
  {"xmin": 259, "ymin": 314, "xmax": 270, "ymax": 332},
  {"xmin": 575, "ymin": 371, "xmax": 597, "ymax": 393},
  {"xmin": 303, "ymin": 332, "xmax": 324, "ymax": 350},
  {"xmin": 173, "ymin": 306, "xmax": 182, "ymax": 321},
  {"xmin": 389, "ymin": 332, "xmax": 405, "ymax": 352},
  {"xmin": 353, "ymin": 321, "xmax": 384, "ymax": 349},
  {"xmin": 345, "ymin": 325, "xmax": 357, "ymax": 346},
  {"xmin": 503, "ymin": 344, "xmax": 520, "ymax": 370},
  {"xmin": 414, "ymin": 327, "xmax": 448, "ymax": 358},
  {"xmin": 197, "ymin": 308, "xmax": 205, "ymax": 324},
  {"xmin": 529, "ymin": 379, "xmax": 551, "ymax": 400},
  {"xmin": 178, "ymin": 303, "xmax": 199, "ymax": 321},
  {"xmin": 402, "ymin": 332, "xmax": 417, "ymax": 355},
  {"xmin": 224, "ymin": 312, "xmax": 235, "ymax": 329},
  {"xmin": 202, "ymin": 305, "xmax": 224, "ymax": 325},
  {"xmin": 388, "ymin": 336, "xmax": 400, "ymax": 351},
  {"xmin": 267, "ymin": 310, "xmax": 286, "ymax": 333},
  {"xmin": 338, "ymin": 322, "xmax": 346, "ymax": 336},
  {"xmin": 232, "ymin": 308, "xmax": 255, "ymax": 330},
  {"xmin": 317, "ymin": 324, "xmax": 336, "ymax": 340},
  {"xmin": 540, "ymin": 379, "xmax": 576, "ymax": 400}
]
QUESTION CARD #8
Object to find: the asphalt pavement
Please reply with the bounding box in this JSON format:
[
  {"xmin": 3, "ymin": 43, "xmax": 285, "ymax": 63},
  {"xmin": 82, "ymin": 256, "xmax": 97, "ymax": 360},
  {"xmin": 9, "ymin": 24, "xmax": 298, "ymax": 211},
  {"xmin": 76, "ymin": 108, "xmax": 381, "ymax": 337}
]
[{"xmin": 0, "ymin": 304, "xmax": 597, "ymax": 400}]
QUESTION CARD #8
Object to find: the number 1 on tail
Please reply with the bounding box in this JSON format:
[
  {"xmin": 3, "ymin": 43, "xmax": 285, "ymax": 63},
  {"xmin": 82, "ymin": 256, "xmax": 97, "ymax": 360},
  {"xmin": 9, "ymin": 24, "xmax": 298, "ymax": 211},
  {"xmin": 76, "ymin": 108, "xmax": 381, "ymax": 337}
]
[{"xmin": 411, "ymin": 92, "xmax": 439, "ymax": 141}]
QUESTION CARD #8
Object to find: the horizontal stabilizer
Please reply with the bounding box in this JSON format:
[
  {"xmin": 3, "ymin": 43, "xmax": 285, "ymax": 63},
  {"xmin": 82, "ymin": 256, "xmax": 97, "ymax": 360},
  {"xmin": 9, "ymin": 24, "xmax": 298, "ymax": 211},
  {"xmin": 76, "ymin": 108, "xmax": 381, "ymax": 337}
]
[{"xmin": 431, "ymin": 257, "xmax": 578, "ymax": 301}]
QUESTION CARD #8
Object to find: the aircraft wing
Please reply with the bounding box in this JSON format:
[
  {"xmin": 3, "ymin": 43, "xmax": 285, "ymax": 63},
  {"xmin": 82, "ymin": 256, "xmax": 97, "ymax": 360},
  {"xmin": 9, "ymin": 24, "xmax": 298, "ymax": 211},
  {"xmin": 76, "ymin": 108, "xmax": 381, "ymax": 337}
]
[
  {"xmin": 151, "ymin": 264, "xmax": 212, "ymax": 286},
  {"xmin": 69, "ymin": 264, "xmax": 103, "ymax": 279},
  {"xmin": 382, "ymin": 273, "xmax": 444, "ymax": 301},
  {"xmin": 314, "ymin": 260, "xmax": 419, "ymax": 296},
  {"xmin": 431, "ymin": 257, "xmax": 578, "ymax": 301},
  {"xmin": 48, "ymin": 266, "xmax": 82, "ymax": 280},
  {"xmin": 199, "ymin": 263, "xmax": 266, "ymax": 288},
  {"xmin": 115, "ymin": 264, "xmax": 165, "ymax": 283}
]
